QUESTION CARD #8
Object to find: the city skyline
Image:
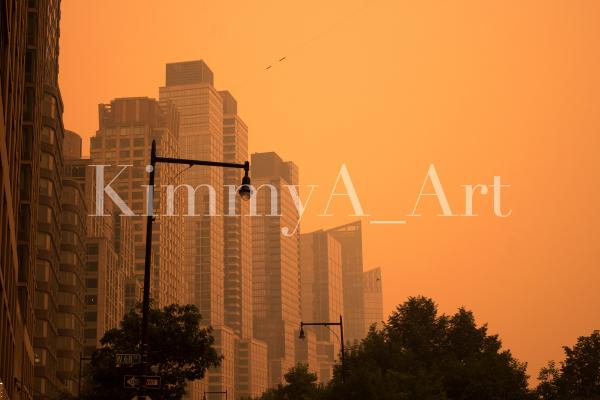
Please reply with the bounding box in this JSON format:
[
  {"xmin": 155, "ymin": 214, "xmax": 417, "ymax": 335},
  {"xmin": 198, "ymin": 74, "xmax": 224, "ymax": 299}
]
[
  {"xmin": 2, "ymin": 2, "xmax": 600, "ymax": 399},
  {"xmin": 56, "ymin": 1, "xmax": 600, "ymax": 381}
]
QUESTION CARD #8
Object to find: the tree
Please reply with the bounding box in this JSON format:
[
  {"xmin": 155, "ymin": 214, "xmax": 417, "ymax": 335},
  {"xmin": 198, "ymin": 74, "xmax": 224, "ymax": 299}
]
[
  {"xmin": 328, "ymin": 296, "xmax": 533, "ymax": 400},
  {"xmin": 536, "ymin": 330, "xmax": 600, "ymax": 400},
  {"xmin": 257, "ymin": 364, "xmax": 325, "ymax": 400},
  {"xmin": 81, "ymin": 303, "xmax": 221, "ymax": 400}
]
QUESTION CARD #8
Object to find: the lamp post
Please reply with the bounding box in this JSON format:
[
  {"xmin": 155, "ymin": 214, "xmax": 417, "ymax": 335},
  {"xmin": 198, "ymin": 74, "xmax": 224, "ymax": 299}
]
[
  {"xmin": 299, "ymin": 315, "xmax": 345, "ymax": 382},
  {"xmin": 203, "ymin": 390, "xmax": 227, "ymax": 400},
  {"xmin": 139, "ymin": 139, "xmax": 251, "ymax": 385}
]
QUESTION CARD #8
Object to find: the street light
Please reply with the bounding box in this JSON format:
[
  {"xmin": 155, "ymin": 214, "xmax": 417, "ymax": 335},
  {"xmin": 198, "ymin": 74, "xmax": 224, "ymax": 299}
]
[
  {"xmin": 138, "ymin": 140, "xmax": 251, "ymax": 389},
  {"xmin": 239, "ymin": 162, "xmax": 252, "ymax": 201},
  {"xmin": 299, "ymin": 315, "xmax": 345, "ymax": 382}
]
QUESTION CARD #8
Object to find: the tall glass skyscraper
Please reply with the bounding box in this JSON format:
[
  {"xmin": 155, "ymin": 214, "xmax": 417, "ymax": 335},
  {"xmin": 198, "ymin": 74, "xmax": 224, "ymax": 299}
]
[
  {"xmin": 160, "ymin": 61, "xmax": 234, "ymax": 400},
  {"xmin": 251, "ymin": 152, "xmax": 301, "ymax": 387}
]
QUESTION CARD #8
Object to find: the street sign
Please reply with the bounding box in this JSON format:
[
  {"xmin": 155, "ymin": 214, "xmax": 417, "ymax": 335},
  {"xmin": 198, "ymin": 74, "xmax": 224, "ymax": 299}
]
[
  {"xmin": 123, "ymin": 375, "xmax": 161, "ymax": 389},
  {"xmin": 116, "ymin": 353, "xmax": 141, "ymax": 366},
  {"xmin": 143, "ymin": 376, "xmax": 161, "ymax": 389},
  {"xmin": 124, "ymin": 375, "xmax": 140, "ymax": 389}
]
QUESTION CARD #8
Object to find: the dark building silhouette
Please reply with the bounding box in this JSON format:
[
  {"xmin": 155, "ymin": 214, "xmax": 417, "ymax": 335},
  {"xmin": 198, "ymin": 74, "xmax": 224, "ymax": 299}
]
[
  {"xmin": 2, "ymin": 0, "xmax": 76, "ymax": 397},
  {"xmin": 0, "ymin": 1, "xmax": 34, "ymax": 398}
]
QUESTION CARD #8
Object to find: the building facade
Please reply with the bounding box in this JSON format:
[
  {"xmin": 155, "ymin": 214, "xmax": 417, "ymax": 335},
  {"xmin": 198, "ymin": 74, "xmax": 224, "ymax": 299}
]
[
  {"xmin": 160, "ymin": 61, "xmax": 235, "ymax": 399},
  {"xmin": 363, "ymin": 267, "xmax": 383, "ymax": 332},
  {"xmin": 251, "ymin": 152, "xmax": 302, "ymax": 387},
  {"xmin": 63, "ymin": 150, "xmax": 135, "ymax": 358},
  {"xmin": 326, "ymin": 221, "xmax": 365, "ymax": 344},
  {"xmin": 0, "ymin": 0, "xmax": 34, "ymax": 398},
  {"xmin": 57, "ymin": 158, "xmax": 87, "ymax": 394},
  {"xmin": 299, "ymin": 230, "xmax": 343, "ymax": 382},
  {"xmin": 90, "ymin": 97, "xmax": 185, "ymax": 310},
  {"xmin": 235, "ymin": 338, "xmax": 268, "ymax": 399}
]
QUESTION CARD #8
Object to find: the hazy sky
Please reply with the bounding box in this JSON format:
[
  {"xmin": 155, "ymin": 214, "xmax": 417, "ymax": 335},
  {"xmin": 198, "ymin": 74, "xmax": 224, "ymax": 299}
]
[{"xmin": 59, "ymin": 0, "xmax": 600, "ymax": 381}]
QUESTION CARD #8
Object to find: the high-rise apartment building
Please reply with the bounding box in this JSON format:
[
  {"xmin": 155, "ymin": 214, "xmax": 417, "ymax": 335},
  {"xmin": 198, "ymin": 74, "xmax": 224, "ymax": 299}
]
[
  {"xmin": 299, "ymin": 230, "xmax": 343, "ymax": 382},
  {"xmin": 251, "ymin": 152, "xmax": 302, "ymax": 387},
  {"xmin": 2, "ymin": 1, "xmax": 85, "ymax": 397},
  {"xmin": 57, "ymin": 156, "xmax": 87, "ymax": 394},
  {"xmin": 363, "ymin": 267, "xmax": 383, "ymax": 332},
  {"xmin": 159, "ymin": 61, "xmax": 234, "ymax": 399},
  {"xmin": 0, "ymin": 1, "xmax": 34, "ymax": 398},
  {"xmin": 326, "ymin": 221, "xmax": 365, "ymax": 344},
  {"xmin": 31, "ymin": 0, "xmax": 84, "ymax": 396},
  {"xmin": 63, "ymin": 136, "xmax": 135, "ymax": 358},
  {"xmin": 90, "ymin": 97, "xmax": 185, "ymax": 308}
]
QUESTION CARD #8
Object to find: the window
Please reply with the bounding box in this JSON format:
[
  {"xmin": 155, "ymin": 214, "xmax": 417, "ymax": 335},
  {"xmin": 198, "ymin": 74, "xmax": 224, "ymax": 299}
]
[
  {"xmin": 41, "ymin": 153, "xmax": 55, "ymax": 170},
  {"xmin": 85, "ymin": 312, "xmax": 97, "ymax": 322},
  {"xmin": 40, "ymin": 179, "xmax": 53, "ymax": 196},
  {"xmin": 37, "ymin": 232, "xmax": 51, "ymax": 251},
  {"xmin": 42, "ymin": 126, "xmax": 56, "ymax": 144},
  {"xmin": 85, "ymin": 278, "xmax": 98, "ymax": 288},
  {"xmin": 87, "ymin": 244, "xmax": 98, "ymax": 255},
  {"xmin": 42, "ymin": 95, "xmax": 57, "ymax": 119}
]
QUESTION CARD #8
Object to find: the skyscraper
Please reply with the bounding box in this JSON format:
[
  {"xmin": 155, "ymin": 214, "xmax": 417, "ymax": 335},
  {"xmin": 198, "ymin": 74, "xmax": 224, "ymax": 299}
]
[
  {"xmin": 220, "ymin": 90, "xmax": 252, "ymax": 340},
  {"xmin": 251, "ymin": 152, "xmax": 301, "ymax": 387},
  {"xmin": 159, "ymin": 60, "xmax": 225, "ymax": 327},
  {"xmin": 299, "ymin": 230, "xmax": 343, "ymax": 382},
  {"xmin": 326, "ymin": 221, "xmax": 365, "ymax": 343},
  {"xmin": 219, "ymin": 91, "xmax": 268, "ymax": 399},
  {"xmin": 90, "ymin": 97, "xmax": 185, "ymax": 308},
  {"xmin": 159, "ymin": 61, "xmax": 233, "ymax": 399},
  {"xmin": 363, "ymin": 267, "xmax": 384, "ymax": 332}
]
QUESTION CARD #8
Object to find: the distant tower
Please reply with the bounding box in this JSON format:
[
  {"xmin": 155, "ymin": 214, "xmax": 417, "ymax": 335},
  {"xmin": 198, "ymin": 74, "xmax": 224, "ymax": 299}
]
[
  {"xmin": 363, "ymin": 267, "xmax": 384, "ymax": 332},
  {"xmin": 220, "ymin": 91, "xmax": 269, "ymax": 399},
  {"xmin": 251, "ymin": 152, "xmax": 301, "ymax": 387},
  {"xmin": 326, "ymin": 221, "xmax": 366, "ymax": 343},
  {"xmin": 299, "ymin": 229, "xmax": 344, "ymax": 382}
]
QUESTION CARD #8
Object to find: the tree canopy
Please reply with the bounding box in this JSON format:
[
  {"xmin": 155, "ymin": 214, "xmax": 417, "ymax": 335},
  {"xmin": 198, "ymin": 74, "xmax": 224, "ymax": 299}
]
[
  {"xmin": 258, "ymin": 296, "xmax": 533, "ymax": 400},
  {"xmin": 536, "ymin": 330, "xmax": 600, "ymax": 400},
  {"xmin": 81, "ymin": 303, "xmax": 221, "ymax": 400}
]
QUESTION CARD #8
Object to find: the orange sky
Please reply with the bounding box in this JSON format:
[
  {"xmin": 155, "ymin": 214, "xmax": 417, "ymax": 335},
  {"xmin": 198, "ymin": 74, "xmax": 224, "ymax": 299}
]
[{"xmin": 59, "ymin": 0, "xmax": 600, "ymax": 381}]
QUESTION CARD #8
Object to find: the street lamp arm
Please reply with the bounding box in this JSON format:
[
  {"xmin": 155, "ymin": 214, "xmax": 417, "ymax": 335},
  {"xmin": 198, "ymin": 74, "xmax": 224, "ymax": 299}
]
[
  {"xmin": 299, "ymin": 315, "xmax": 345, "ymax": 382},
  {"xmin": 155, "ymin": 156, "xmax": 248, "ymax": 171}
]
